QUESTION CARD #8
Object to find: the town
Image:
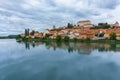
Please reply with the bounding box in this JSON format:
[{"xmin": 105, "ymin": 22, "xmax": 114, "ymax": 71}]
[{"xmin": 18, "ymin": 20, "xmax": 120, "ymax": 41}]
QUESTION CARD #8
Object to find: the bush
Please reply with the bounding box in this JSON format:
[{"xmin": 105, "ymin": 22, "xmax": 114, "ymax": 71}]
[
  {"xmin": 110, "ymin": 33, "xmax": 116, "ymax": 40},
  {"xmin": 44, "ymin": 34, "xmax": 50, "ymax": 39},
  {"xmin": 56, "ymin": 35, "xmax": 62, "ymax": 41},
  {"xmin": 85, "ymin": 37, "xmax": 91, "ymax": 41},
  {"xmin": 73, "ymin": 38, "xmax": 78, "ymax": 42},
  {"xmin": 64, "ymin": 36, "xmax": 70, "ymax": 41},
  {"xmin": 16, "ymin": 35, "xmax": 21, "ymax": 39}
]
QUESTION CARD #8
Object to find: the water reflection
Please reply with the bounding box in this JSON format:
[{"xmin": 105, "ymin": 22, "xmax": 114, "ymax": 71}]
[{"xmin": 17, "ymin": 41, "xmax": 120, "ymax": 54}]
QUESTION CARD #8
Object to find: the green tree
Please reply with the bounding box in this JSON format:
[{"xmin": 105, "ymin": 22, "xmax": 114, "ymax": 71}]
[
  {"xmin": 25, "ymin": 29, "xmax": 27, "ymax": 36},
  {"xmin": 56, "ymin": 35, "xmax": 62, "ymax": 41},
  {"xmin": 64, "ymin": 36, "xmax": 70, "ymax": 41},
  {"xmin": 25, "ymin": 28, "xmax": 29, "ymax": 37},
  {"xmin": 16, "ymin": 34, "xmax": 21, "ymax": 39},
  {"xmin": 67, "ymin": 23, "xmax": 73, "ymax": 28},
  {"xmin": 30, "ymin": 30, "xmax": 35, "ymax": 36},
  {"xmin": 98, "ymin": 23, "xmax": 110, "ymax": 29},
  {"xmin": 27, "ymin": 28, "xmax": 29, "ymax": 36},
  {"xmin": 110, "ymin": 33, "xmax": 116, "ymax": 40},
  {"xmin": 73, "ymin": 37, "xmax": 78, "ymax": 42},
  {"xmin": 99, "ymin": 32, "xmax": 105, "ymax": 37},
  {"xmin": 95, "ymin": 33, "xmax": 99, "ymax": 37},
  {"xmin": 45, "ymin": 34, "xmax": 50, "ymax": 39}
]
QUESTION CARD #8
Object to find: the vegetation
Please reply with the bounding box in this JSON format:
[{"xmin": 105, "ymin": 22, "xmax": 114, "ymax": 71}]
[
  {"xmin": 85, "ymin": 37, "xmax": 91, "ymax": 41},
  {"xmin": 110, "ymin": 33, "xmax": 116, "ymax": 40},
  {"xmin": 95, "ymin": 32, "xmax": 105, "ymax": 37},
  {"xmin": 0, "ymin": 35, "xmax": 18, "ymax": 39},
  {"xmin": 67, "ymin": 23, "xmax": 74, "ymax": 28},
  {"xmin": 91, "ymin": 23, "xmax": 110, "ymax": 29},
  {"xmin": 56, "ymin": 35, "xmax": 62, "ymax": 41},
  {"xmin": 30, "ymin": 30, "xmax": 35, "ymax": 36},
  {"xmin": 73, "ymin": 38, "xmax": 78, "ymax": 42},
  {"xmin": 45, "ymin": 34, "xmax": 51, "ymax": 39},
  {"xmin": 64, "ymin": 36, "xmax": 70, "ymax": 41},
  {"xmin": 25, "ymin": 28, "xmax": 29, "ymax": 36}
]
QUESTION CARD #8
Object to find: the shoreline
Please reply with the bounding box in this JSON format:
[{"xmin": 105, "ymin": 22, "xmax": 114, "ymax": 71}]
[{"xmin": 16, "ymin": 38, "xmax": 120, "ymax": 44}]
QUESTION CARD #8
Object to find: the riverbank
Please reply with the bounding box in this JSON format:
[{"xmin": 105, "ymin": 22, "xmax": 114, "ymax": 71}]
[{"xmin": 16, "ymin": 38, "xmax": 120, "ymax": 44}]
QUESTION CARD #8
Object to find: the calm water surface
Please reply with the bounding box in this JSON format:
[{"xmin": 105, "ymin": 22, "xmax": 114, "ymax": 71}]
[{"xmin": 0, "ymin": 39, "xmax": 120, "ymax": 80}]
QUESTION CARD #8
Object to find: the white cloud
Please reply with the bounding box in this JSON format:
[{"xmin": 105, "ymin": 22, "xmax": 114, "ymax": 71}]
[{"xmin": 0, "ymin": 0, "xmax": 120, "ymax": 35}]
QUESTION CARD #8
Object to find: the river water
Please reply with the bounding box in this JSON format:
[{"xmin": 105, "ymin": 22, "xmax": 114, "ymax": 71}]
[{"xmin": 0, "ymin": 39, "xmax": 120, "ymax": 80}]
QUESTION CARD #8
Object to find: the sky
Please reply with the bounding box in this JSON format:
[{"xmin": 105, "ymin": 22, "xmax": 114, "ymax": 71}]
[{"xmin": 0, "ymin": 0, "xmax": 120, "ymax": 36}]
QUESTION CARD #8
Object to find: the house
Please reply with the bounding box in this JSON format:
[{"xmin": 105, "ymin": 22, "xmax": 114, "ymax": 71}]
[
  {"xmin": 20, "ymin": 33, "xmax": 25, "ymax": 38},
  {"xmin": 77, "ymin": 20, "xmax": 91, "ymax": 27},
  {"xmin": 34, "ymin": 31, "xmax": 43, "ymax": 38},
  {"xmin": 79, "ymin": 28, "xmax": 95, "ymax": 39},
  {"xmin": 110, "ymin": 21, "xmax": 119, "ymax": 28},
  {"xmin": 83, "ymin": 24, "xmax": 94, "ymax": 28},
  {"xmin": 43, "ymin": 29, "xmax": 50, "ymax": 37}
]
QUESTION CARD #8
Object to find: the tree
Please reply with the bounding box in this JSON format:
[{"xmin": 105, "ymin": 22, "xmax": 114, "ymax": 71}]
[
  {"xmin": 16, "ymin": 34, "xmax": 21, "ymax": 39},
  {"xmin": 27, "ymin": 28, "xmax": 29, "ymax": 36},
  {"xmin": 99, "ymin": 32, "xmax": 105, "ymax": 37},
  {"xmin": 56, "ymin": 35, "xmax": 62, "ymax": 41},
  {"xmin": 30, "ymin": 30, "xmax": 35, "ymax": 36},
  {"xmin": 104, "ymin": 23, "xmax": 110, "ymax": 29},
  {"xmin": 95, "ymin": 32, "xmax": 105, "ymax": 37},
  {"xmin": 64, "ymin": 36, "xmax": 70, "ymax": 41},
  {"xmin": 45, "ymin": 34, "xmax": 50, "ymax": 39},
  {"xmin": 95, "ymin": 33, "xmax": 99, "ymax": 37},
  {"xmin": 110, "ymin": 33, "xmax": 116, "ymax": 40},
  {"xmin": 73, "ymin": 37, "xmax": 78, "ymax": 42},
  {"xmin": 25, "ymin": 28, "xmax": 29, "ymax": 37},
  {"xmin": 67, "ymin": 23, "xmax": 73, "ymax": 28},
  {"xmin": 98, "ymin": 23, "xmax": 110, "ymax": 29},
  {"xmin": 25, "ymin": 29, "xmax": 27, "ymax": 36}
]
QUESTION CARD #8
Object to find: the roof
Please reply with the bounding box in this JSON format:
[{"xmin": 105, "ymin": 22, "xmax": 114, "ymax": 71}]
[
  {"xmin": 77, "ymin": 20, "xmax": 91, "ymax": 23},
  {"xmin": 115, "ymin": 21, "xmax": 119, "ymax": 24}
]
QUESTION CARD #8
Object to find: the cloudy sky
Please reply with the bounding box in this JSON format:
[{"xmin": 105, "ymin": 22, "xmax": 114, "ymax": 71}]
[{"xmin": 0, "ymin": 0, "xmax": 120, "ymax": 36}]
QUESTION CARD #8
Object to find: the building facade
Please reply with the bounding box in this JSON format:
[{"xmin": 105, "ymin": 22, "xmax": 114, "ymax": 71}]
[{"xmin": 77, "ymin": 20, "xmax": 91, "ymax": 27}]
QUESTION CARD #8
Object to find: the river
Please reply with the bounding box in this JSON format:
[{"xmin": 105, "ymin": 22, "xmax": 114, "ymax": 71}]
[{"xmin": 0, "ymin": 39, "xmax": 120, "ymax": 80}]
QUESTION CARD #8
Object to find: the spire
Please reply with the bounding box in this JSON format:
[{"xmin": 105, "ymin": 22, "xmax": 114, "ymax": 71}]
[
  {"xmin": 115, "ymin": 21, "xmax": 119, "ymax": 24},
  {"xmin": 53, "ymin": 25, "xmax": 56, "ymax": 29}
]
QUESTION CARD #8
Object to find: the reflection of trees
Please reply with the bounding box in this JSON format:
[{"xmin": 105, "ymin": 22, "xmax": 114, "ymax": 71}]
[
  {"xmin": 98, "ymin": 47, "xmax": 106, "ymax": 52},
  {"xmin": 68, "ymin": 47, "xmax": 74, "ymax": 53},
  {"xmin": 32, "ymin": 43, "xmax": 35, "ymax": 48},
  {"xmin": 56, "ymin": 41, "xmax": 62, "ymax": 47},
  {"xmin": 64, "ymin": 42, "xmax": 70, "ymax": 46},
  {"xmin": 25, "ymin": 42, "xmax": 30, "ymax": 49},
  {"xmin": 110, "ymin": 44, "xmax": 116, "ymax": 51},
  {"xmin": 17, "ymin": 41, "xmax": 120, "ymax": 54}
]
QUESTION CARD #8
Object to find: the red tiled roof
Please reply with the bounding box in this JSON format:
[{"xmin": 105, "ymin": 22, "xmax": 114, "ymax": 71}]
[
  {"xmin": 77, "ymin": 20, "xmax": 91, "ymax": 23},
  {"xmin": 115, "ymin": 21, "xmax": 119, "ymax": 24}
]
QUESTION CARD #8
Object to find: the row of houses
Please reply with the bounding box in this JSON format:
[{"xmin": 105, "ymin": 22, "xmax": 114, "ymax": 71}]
[
  {"xmin": 20, "ymin": 20, "xmax": 120, "ymax": 40},
  {"xmin": 43, "ymin": 27, "xmax": 120, "ymax": 40}
]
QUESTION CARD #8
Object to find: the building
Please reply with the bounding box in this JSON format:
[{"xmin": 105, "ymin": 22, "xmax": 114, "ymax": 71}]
[
  {"xmin": 110, "ymin": 21, "xmax": 119, "ymax": 28},
  {"xmin": 34, "ymin": 31, "xmax": 43, "ymax": 38},
  {"xmin": 77, "ymin": 20, "xmax": 91, "ymax": 27},
  {"xmin": 43, "ymin": 29, "xmax": 50, "ymax": 37}
]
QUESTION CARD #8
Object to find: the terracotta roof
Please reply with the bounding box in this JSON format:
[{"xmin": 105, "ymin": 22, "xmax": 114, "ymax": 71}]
[
  {"xmin": 77, "ymin": 20, "xmax": 91, "ymax": 23},
  {"xmin": 115, "ymin": 21, "xmax": 119, "ymax": 24}
]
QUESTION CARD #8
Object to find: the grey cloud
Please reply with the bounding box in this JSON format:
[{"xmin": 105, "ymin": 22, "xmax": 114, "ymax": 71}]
[
  {"xmin": 90, "ymin": 0, "xmax": 120, "ymax": 9},
  {"xmin": 0, "ymin": 0, "xmax": 120, "ymax": 36}
]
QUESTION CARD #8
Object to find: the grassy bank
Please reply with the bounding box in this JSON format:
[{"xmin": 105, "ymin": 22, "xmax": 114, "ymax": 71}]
[{"xmin": 16, "ymin": 37, "xmax": 120, "ymax": 44}]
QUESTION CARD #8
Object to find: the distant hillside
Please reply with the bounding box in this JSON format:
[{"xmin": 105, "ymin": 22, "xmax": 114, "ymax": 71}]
[{"xmin": 0, "ymin": 35, "xmax": 17, "ymax": 39}]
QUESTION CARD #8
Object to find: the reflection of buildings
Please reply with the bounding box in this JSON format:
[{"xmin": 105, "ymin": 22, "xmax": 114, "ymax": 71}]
[
  {"xmin": 17, "ymin": 41, "xmax": 120, "ymax": 54},
  {"xmin": 18, "ymin": 42, "xmax": 42, "ymax": 49}
]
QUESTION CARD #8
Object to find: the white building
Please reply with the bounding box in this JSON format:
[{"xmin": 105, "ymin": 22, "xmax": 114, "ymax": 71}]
[
  {"xmin": 43, "ymin": 29, "xmax": 50, "ymax": 37},
  {"xmin": 77, "ymin": 20, "xmax": 91, "ymax": 27}
]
